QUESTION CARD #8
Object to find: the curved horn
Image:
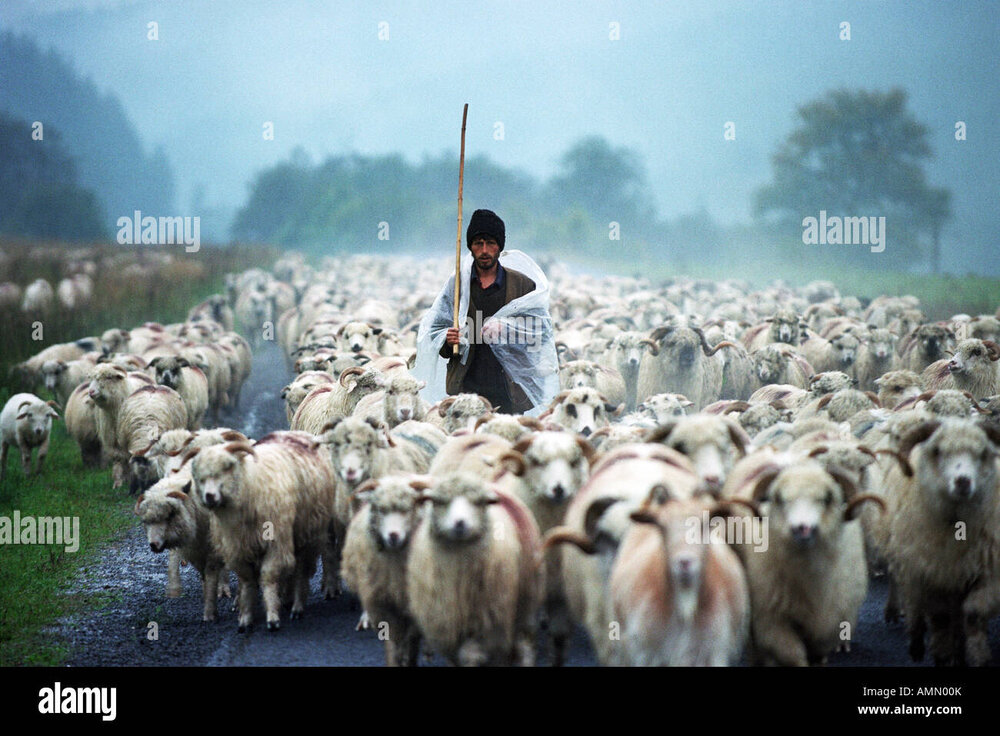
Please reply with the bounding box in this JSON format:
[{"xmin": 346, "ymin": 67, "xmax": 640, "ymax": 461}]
[
  {"xmin": 542, "ymin": 527, "xmax": 596, "ymax": 555},
  {"xmin": 495, "ymin": 450, "xmax": 527, "ymax": 477},
  {"xmin": 639, "ymin": 338, "xmax": 660, "ymax": 356},
  {"xmin": 826, "ymin": 466, "xmax": 858, "ymax": 503},
  {"xmin": 864, "ymin": 391, "xmax": 881, "ymax": 407},
  {"xmin": 751, "ymin": 468, "xmax": 781, "ymax": 502},
  {"xmin": 984, "ymin": 340, "xmax": 1000, "ymax": 362},
  {"xmin": 338, "ymin": 366, "xmax": 366, "ymax": 387},
  {"xmin": 437, "ymin": 397, "xmax": 457, "ymax": 415},
  {"xmin": 844, "ymin": 493, "xmax": 887, "ymax": 521},
  {"xmin": 575, "ymin": 436, "xmax": 597, "ymax": 467},
  {"xmin": 898, "ymin": 421, "xmax": 941, "ymax": 465},
  {"xmin": 704, "ymin": 339, "xmax": 740, "ymax": 357},
  {"xmin": 722, "ymin": 401, "xmax": 752, "ymax": 415},
  {"xmin": 875, "ymin": 449, "xmax": 914, "ymax": 478},
  {"xmin": 223, "ymin": 441, "xmax": 257, "ymax": 458}
]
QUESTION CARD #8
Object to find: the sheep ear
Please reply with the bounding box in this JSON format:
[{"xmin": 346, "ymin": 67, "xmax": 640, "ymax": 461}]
[
  {"xmin": 496, "ymin": 451, "xmax": 526, "ymax": 478},
  {"xmin": 133, "ymin": 494, "xmax": 145, "ymax": 515}
]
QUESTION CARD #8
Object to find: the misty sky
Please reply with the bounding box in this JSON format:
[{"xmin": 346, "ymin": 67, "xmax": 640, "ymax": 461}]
[{"xmin": 1, "ymin": 0, "xmax": 997, "ymax": 274}]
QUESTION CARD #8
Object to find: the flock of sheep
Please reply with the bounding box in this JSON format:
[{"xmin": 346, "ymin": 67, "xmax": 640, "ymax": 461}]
[{"xmin": 6, "ymin": 250, "xmax": 1000, "ymax": 667}]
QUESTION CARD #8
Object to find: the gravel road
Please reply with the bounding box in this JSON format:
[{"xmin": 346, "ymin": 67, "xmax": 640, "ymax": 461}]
[{"xmin": 57, "ymin": 341, "xmax": 999, "ymax": 667}]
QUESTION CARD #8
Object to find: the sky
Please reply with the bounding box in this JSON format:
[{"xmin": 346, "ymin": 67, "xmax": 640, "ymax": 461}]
[{"xmin": 1, "ymin": 0, "xmax": 997, "ymax": 273}]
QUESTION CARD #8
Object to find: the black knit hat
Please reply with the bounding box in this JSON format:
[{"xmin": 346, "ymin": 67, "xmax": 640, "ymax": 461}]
[{"xmin": 466, "ymin": 209, "xmax": 505, "ymax": 251}]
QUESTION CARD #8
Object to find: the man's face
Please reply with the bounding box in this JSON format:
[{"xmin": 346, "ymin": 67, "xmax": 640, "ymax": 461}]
[{"xmin": 470, "ymin": 237, "xmax": 500, "ymax": 271}]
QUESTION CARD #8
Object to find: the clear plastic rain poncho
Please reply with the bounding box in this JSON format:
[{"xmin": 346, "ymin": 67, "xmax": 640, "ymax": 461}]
[{"xmin": 412, "ymin": 249, "xmax": 560, "ymax": 415}]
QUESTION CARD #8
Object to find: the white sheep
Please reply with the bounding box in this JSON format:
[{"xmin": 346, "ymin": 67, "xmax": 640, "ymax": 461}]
[
  {"xmin": 290, "ymin": 367, "xmax": 386, "ymax": 433},
  {"xmin": 351, "ymin": 374, "xmax": 429, "ymax": 428},
  {"xmin": 341, "ymin": 474, "xmax": 425, "ymax": 666},
  {"xmin": 1, "ymin": 393, "xmax": 59, "ymax": 480},
  {"xmin": 406, "ymin": 472, "xmax": 544, "ymax": 665},
  {"xmin": 148, "ymin": 356, "xmax": 210, "ymax": 430},
  {"xmin": 880, "ymin": 419, "xmax": 1000, "ymax": 665},
  {"xmin": 190, "ymin": 434, "xmax": 337, "ymax": 632}
]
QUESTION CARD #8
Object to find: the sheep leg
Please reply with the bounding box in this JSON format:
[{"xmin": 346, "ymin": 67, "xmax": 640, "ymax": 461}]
[
  {"xmin": 166, "ymin": 549, "xmax": 183, "ymax": 598},
  {"xmin": 0, "ymin": 440, "xmax": 7, "ymax": 481},
  {"xmin": 545, "ymin": 594, "xmax": 570, "ymax": 667},
  {"xmin": 883, "ymin": 575, "xmax": 902, "ymax": 624},
  {"xmin": 20, "ymin": 445, "xmax": 33, "ymax": 477},
  {"xmin": 35, "ymin": 435, "xmax": 50, "ymax": 475},
  {"xmin": 400, "ymin": 625, "xmax": 422, "ymax": 667},
  {"xmin": 456, "ymin": 639, "xmax": 489, "ymax": 667},
  {"xmin": 961, "ymin": 581, "xmax": 1000, "ymax": 666},
  {"xmin": 260, "ymin": 556, "xmax": 289, "ymax": 632},
  {"xmin": 928, "ymin": 611, "xmax": 956, "ymax": 666},
  {"xmin": 514, "ymin": 632, "xmax": 536, "ymax": 667},
  {"xmin": 111, "ymin": 460, "xmax": 126, "ymax": 489},
  {"xmin": 237, "ymin": 575, "xmax": 258, "ymax": 633},
  {"xmin": 754, "ymin": 624, "xmax": 809, "ymax": 666},
  {"xmin": 322, "ymin": 525, "xmax": 345, "ymax": 599},
  {"xmin": 202, "ymin": 561, "xmax": 223, "ymax": 622},
  {"xmin": 291, "ymin": 551, "xmax": 318, "ymax": 620}
]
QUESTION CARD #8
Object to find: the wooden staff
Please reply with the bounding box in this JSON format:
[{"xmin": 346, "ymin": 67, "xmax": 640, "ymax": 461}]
[{"xmin": 453, "ymin": 103, "xmax": 468, "ymax": 355}]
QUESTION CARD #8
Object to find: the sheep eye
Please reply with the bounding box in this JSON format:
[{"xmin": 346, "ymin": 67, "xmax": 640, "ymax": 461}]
[
  {"xmin": 823, "ymin": 490, "xmax": 834, "ymax": 507},
  {"xmin": 971, "ymin": 349, "xmax": 982, "ymax": 357},
  {"xmin": 674, "ymin": 442, "xmax": 687, "ymax": 454}
]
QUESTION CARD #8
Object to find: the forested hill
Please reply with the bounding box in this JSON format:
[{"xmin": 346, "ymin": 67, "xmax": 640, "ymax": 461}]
[{"xmin": 0, "ymin": 32, "xmax": 175, "ymax": 228}]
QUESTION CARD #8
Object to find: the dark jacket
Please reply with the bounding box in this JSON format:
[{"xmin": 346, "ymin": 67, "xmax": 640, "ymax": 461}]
[{"xmin": 439, "ymin": 265, "xmax": 536, "ymax": 413}]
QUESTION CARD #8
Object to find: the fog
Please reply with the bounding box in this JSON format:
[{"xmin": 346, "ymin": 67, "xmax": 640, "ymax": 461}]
[{"xmin": 1, "ymin": 0, "xmax": 997, "ymax": 274}]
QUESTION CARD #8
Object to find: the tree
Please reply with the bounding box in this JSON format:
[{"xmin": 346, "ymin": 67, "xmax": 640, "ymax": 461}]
[{"xmin": 755, "ymin": 88, "xmax": 951, "ymax": 269}]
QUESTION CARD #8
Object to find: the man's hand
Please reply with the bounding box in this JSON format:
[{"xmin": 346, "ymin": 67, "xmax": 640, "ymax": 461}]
[{"xmin": 444, "ymin": 327, "xmax": 461, "ymax": 346}]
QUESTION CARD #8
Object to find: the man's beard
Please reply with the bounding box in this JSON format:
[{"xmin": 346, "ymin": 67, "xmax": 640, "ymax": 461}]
[{"xmin": 476, "ymin": 254, "xmax": 497, "ymax": 271}]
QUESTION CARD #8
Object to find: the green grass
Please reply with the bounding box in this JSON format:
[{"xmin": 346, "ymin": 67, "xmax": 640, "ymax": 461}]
[
  {"xmin": 0, "ymin": 237, "xmax": 278, "ymax": 666},
  {"xmin": 0, "ymin": 417, "xmax": 132, "ymax": 666}
]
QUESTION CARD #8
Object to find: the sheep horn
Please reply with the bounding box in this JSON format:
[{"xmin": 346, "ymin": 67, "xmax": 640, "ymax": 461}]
[
  {"xmin": 984, "ymin": 341, "xmax": 1000, "ymax": 362},
  {"xmin": 338, "ymin": 366, "xmax": 366, "ymax": 387},
  {"xmin": 645, "ymin": 420, "xmax": 679, "ymax": 445},
  {"xmin": 133, "ymin": 494, "xmax": 145, "ymax": 515},
  {"xmin": 963, "ymin": 392, "xmax": 991, "ymax": 414},
  {"xmin": 816, "ymin": 394, "xmax": 834, "ymax": 410},
  {"xmin": 694, "ymin": 328, "xmax": 716, "ymax": 356},
  {"xmin": 722, "ymin": 401, "xmax": 752, "ymax": 415},
  {"xmin": 542, "ymin": 527, "xmax": 597, "ymax": 555},
  {"xmin": 473, "ymin": 414, "xmax": 495, "ymax": 431},
  {"xmin": 751, "ymin": 468, "xmax": 782, "ymax": 502},
  {"xmin": 495, "ymin": 450, "xmax": 527, "ymax": 477},
  {"xmin": 224, "ymin": 442, "xmax": 257, "ymax": 458},
  {"xmin": 898, "ymin": 421, "xmax": 941, "ymax": 465},
  {"xmin": 478, "ymin": 395, "xmax": 495, "ymax": 414},
  {"xmin": 808, "ymin": 446, "xmax": 829, "ymax": 458},
  {"xmin": 725, "ymin": 421, "xmax": 751, "ymax": 456},
  {"xmin": 350, "ymin": 479, "xmax": 379, "ymax": 498},
  {"xmin": 827, "ymin": 466, "xmax": 859, "ymax": 503},
  {"xmin": 717, "ymin": 498, "xmax": 762, "ymax": 518},
  {"xmin": 517, "ymin": 416, "xmax": 545, "ymax": 431},
  {"xmin": 575, "ymin": 436, "xmax": 597, "ymax": 467},
  {"xmin": 639, "ymin": 338, "xmax": 660, "ymax": 356},
  {"xmin": 875, "ymin": 449, "xmax": 914, "ymax": 478},
  {"xmin": 704, "ymin": 340, "xmax": 740, "ymax": 357},
  {"xmin": 864, "ymin": 391, "xmax": 882, "ymax": 407},
  {"xmin": 844, "ymin": 493, "xmax": 886, "ymax": 520}
]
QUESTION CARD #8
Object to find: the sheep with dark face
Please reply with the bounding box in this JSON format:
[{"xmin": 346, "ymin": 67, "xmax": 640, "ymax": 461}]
[
  {"xmin": 637, "ymin": 325, "xmax": 736, "ymax": 410},
  {"xmin": 541, "ymin": 388, "xmax": 616, "ymax": 437},
  {"xmin": 426, "ymin": 394, "xmax": 494, "ymax": 435},
  {"xmin": 742, "ymin": 309, "xmax": 807, "ymax": 352},
  {"xmin": 148, "ymin": 356, "xmax": 209, "ymax": 430},
  {"xmin": 406, "ymin": 472, "xmax": 543, "ymax": 666},
  {"xmin": 896, "ymin": 323, "xmax": 956, "ymax": 373},
  {"xmin": 750, "ymin": 344, "xmax": 813, "ymax": 390}
]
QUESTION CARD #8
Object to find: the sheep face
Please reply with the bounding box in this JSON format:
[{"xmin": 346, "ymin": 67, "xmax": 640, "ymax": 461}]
[
  {"xmin": 769, "ymin": 310, "xmax": 802, "ymax": 345},
  {"xmin": 14, "ymin": 400, "xmax": 57, "ymax": 445},
  {"xmin": 753, "ymin": 347, "xmax": 785, "ymax": 384},
  {"xmin": 191, "ymin": 446, "xmax": 249, "ymax": 510},
  {"xmin": 554, "ymin": 388, "xmax": 610, "ymax": 437},
  {"xmin": 560, "ymin": 361, "xmax": 597, "ymax": 390},
  {"xmin": 385, "ymin": 377, "xmax": 426, "ymax": 423},
  {"xmin": 609, "ymin": 332, "xmax": 647, "ymax": 374},
  {"xmin": 866, "ymin": 329, "xmax": 897, "ymax": 361},
  {"xmin": 150, "ymin": 356, "xmax": 189, "ymax": 390},
  {"xmin": 948, "ymin": 339, "xmax": 999, "ymax": 379},
  {"xmin": 912, "ymin": 325, "xmax": 956, "ymax": 363},
  {"xmin": 875, "ymin": 370, "xmax": 922, "ymax": 409},
  {"xmin": 649, "ymin": 416, "xmax": 747, "ymax": 493},
  {"xmin": 508, "ymin": 433, "xmax": 591, "ymax": 506},
  {"xmin": 756, "ymin": 463, "xmax": 849, "ymax": 549},
  {"xmin": 440, "ymin": 395, "xmax": 492, "ymax": 434},
  {"xmin": 830, "ymin": 333, "xmax": 860, "ymax": 368},
  {"xmin": 324, "ymin": 419, "xmax": 381, "ymax": 484},
  {"xmin": 86, "ymin": 364, "xmax": 128, "ymax": 407},
  {"xmin": 420, "ymin": 474, "xmax": 498, "ymax": 545},
  {"xmin": 810, "ymin": 371, "xmax": 855, "ymax": 396},
  {"xmin": 640, "ymin": 393, "xmax": 693, "ymax": 423},
  {"xmin": 136, "ymin": 480, "xmax": 195, "ymax": 553},
  {"xmin": 358, "ymin": 480, "xmax": 421, "ymax": 551},
  {"xmin": 41, "ymin": 360, "xmax": 66, "ymax": 391},
  {"xmin": 340, "ymin": 322, "xmax": 381, "ymax": 353},
  {"xmin": 912, "ymin": 422, "xmax": 999, "ymax": 507},
  {"xmin": 659, "ymin": 329, "xmax": 701, "ymax": 369}
]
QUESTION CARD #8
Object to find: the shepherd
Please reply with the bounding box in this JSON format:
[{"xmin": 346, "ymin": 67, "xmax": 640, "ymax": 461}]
[{"xmin": 413, "ymin": 208, "xmax": 559, "ymax": 415}]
